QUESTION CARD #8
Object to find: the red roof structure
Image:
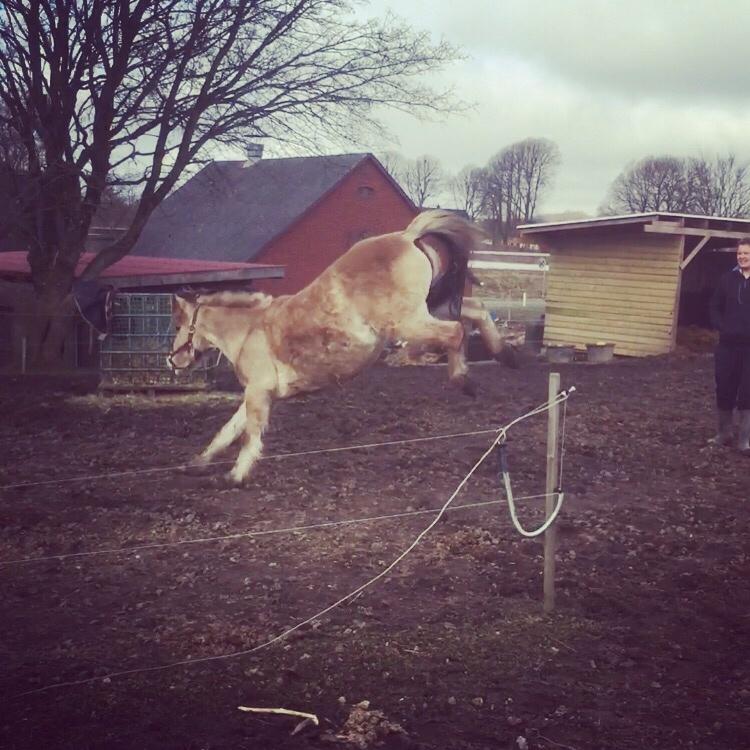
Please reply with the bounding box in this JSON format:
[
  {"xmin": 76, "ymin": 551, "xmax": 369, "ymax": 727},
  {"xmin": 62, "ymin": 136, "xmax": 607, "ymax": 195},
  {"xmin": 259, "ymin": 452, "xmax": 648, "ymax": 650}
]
[{"xmin": 0, "ymin": 251, "xmax": 284, "ymax": 288}]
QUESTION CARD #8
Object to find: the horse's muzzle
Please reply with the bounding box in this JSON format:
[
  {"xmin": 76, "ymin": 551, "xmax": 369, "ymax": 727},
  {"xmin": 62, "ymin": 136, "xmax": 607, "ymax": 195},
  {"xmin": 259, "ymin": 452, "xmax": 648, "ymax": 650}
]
[{"xmin": 168, "ymin": 343, "xmax": 202, "ymax": 372}]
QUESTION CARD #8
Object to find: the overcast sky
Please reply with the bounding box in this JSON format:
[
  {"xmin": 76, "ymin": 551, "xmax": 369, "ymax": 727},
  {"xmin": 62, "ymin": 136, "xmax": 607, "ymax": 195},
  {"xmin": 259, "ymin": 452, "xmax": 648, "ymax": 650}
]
[{"xmin": 358, "ymin": 0, "xmax": 750, "ymax": 216}]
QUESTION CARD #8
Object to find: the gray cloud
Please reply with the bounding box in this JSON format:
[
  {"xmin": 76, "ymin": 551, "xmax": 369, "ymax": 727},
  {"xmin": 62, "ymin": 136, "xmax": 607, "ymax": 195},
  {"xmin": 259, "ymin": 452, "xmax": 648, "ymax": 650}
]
[
  {"xmin": 391, "ymin": 0, "xmax": 750, "ymax": 104},
  {"xmin": 360, "ymin": 0, "xmax": 750, "ymax": 214}
]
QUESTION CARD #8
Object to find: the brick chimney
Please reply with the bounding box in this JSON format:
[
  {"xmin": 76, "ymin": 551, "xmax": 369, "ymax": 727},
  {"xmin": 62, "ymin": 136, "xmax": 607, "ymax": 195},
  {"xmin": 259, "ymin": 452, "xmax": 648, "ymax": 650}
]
[{"xmin": 243, "ymin": 143, "xmax": 264, "ymax": 167}]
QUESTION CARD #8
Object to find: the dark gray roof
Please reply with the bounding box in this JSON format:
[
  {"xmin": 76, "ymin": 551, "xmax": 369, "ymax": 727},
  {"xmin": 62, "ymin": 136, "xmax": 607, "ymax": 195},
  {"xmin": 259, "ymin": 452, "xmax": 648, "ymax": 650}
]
[{"xmin": 133, "ymin": 153, "xmax": 371, "ymax": 261}]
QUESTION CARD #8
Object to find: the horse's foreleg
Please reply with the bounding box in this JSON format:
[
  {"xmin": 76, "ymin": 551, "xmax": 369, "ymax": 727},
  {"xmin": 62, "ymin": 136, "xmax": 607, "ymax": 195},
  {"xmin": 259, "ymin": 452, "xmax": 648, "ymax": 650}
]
[
  {"xmin": 228, "ymin": 388, "xmax": 272, "ymax": 485},
  {"xmin": 194, "ymin": 401, "xmax": 247, "ymax": 466}
]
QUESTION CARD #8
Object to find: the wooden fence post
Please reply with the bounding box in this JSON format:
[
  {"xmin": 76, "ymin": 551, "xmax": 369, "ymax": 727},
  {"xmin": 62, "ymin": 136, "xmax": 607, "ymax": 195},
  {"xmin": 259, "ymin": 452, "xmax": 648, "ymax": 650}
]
[{"xmin": 544, "ymin": 372, "xmax": 561, "ymax": 613}]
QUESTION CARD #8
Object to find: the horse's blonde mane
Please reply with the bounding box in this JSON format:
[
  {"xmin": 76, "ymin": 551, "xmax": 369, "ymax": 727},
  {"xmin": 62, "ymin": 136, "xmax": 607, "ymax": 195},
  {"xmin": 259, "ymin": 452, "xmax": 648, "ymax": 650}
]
[{"xmin": 197, "ymin": 290, "xmax": 273, "ymax": 309}]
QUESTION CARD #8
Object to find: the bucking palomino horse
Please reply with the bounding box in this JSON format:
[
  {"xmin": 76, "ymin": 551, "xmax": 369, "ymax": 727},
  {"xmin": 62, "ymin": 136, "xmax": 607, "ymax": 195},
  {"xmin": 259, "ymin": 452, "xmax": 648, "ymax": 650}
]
[{"xmin": 168, "ymin": 210, "xmax": 517, "ymax": 484}]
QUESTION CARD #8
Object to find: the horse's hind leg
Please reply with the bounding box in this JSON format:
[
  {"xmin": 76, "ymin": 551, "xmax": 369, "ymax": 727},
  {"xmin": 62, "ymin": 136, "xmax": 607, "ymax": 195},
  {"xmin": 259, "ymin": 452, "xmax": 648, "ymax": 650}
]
[
  {"xmin": 228, "ymin": 387, "xmax": 272, "ymax": 485},
  {"xmin": 194, "ymin": 401, "xmax": 247, "ymax": 466},
  {"xmin": 397, "ymin": 315, "xmax": 474, "ymax": 395},
  {"xmin": 461, "ymin": 298, "xmax": 518, "ymax": 368},
  {"xmin": 447, "ymin": 336, "xmax": 474, "ymax": 396}
]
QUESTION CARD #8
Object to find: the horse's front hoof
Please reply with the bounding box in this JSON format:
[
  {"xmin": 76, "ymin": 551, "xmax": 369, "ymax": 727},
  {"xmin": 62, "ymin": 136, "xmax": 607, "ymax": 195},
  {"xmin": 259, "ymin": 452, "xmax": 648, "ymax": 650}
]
[{"xmin": 225, "ymin": 471, "xmax": 246, "ymax": 486}]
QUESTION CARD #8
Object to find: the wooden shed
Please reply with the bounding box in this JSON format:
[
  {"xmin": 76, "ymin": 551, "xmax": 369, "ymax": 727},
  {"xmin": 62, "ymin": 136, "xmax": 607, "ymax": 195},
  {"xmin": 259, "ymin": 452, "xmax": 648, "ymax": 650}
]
[{"xmin": 517, "ymin": 213, "xmax": 750, "ymax": 357}]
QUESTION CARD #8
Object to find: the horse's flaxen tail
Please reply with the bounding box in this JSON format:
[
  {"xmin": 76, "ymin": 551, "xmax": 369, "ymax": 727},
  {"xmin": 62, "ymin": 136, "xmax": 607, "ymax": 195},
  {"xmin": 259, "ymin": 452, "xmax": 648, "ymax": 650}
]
[
  {"xmin": 404, "ymin": 209, "xmax": 487, "ymax": 255},
  {"xmin": 404, "ymin": 210, "xmax": 487, "ymax": 316}
]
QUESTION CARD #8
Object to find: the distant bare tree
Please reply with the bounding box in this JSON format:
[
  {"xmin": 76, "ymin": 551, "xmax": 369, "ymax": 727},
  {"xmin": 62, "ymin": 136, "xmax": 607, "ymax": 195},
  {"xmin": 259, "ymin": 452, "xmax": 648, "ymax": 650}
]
[
  {"xmin": 516, "ymin": 138, "xmax": 560, "ymax": 221},
  {"xmin": 0, "ymin": 104, "xmax": 30, "ymax": 248},
  {"xmin": 0, "ymin": 0, "xmax": 459, "ymax": 364},
  {"xmin": 480, "ymin": 138, "xmax": 560, "ymax": 240},
  {"xmin": 601, "ymin": 156, "xmax": 690, "ymax": 214},
  {"xmin": 0, "ymin": 105, "xmax": 26, "ymax": 172},
  {"xmin": 602, "ymin": 154, "xmax": 750, "ymax": 217},
  {"xmin": 686, "ymin": 154, "xmax": 750, "ymax": 217},
  {"xmin": 402, "ymin": 155, "xmax": 444, "ymax": 207},
  {"xmin": 479, "ymin": 154, "xmax": 511, "ymax": 241},
  {"xmin": 449, "ymin": 166, "xmax": 484, "ymax": 220},
  {"xmin": 92, "ymin": 186, "xmax": 138, "ymax": 229},
  {"xmin": 377, "ymin": 151, "xmax": 407, "ymax": 183}
]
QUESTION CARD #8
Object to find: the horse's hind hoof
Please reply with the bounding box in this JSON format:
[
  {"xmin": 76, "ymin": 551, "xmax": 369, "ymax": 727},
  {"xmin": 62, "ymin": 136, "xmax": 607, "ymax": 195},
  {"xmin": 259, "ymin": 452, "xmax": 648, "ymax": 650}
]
[
  {"xmin": 182, "ymin": 462, "xmax": 207, "ymax": 476},
  {"xmin": 182, "ymin": 455, "xmax": 211, "ymax": 475},
  {"xmin": 460, "ymin": 377, "xmax": 478, "ymax": 398},
  {"xmin": 496, "ymin": 345, "xmax": 520, "ymax": 369}
]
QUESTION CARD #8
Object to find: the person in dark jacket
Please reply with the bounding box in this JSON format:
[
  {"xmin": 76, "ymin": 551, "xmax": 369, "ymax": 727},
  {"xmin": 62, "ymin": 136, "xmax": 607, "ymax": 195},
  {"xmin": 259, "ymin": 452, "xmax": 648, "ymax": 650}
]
[{"xmin": 709, "ymin": 238, "xmax": 750, "ymax": 453}]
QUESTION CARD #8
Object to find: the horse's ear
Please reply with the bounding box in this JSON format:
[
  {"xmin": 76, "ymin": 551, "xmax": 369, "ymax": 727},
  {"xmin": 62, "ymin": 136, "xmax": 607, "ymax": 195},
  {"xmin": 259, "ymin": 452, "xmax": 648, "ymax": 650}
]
[
  {"xmin": 175, "ymin": 289, "xmax": 198, "ymax": 305},
  {"xmin": 173, "ymin": 294, "xmax": 193, "ymax": 319}
]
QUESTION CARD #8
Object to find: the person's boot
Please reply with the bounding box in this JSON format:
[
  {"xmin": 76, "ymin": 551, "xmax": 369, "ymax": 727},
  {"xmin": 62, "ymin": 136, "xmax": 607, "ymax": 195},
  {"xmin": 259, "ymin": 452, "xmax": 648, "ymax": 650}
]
[
  {"xmin": 737, "ymin": 410, "xmax": 750, "ymax": 454},
  {"xmin": 709, "ymin": 409, "xmax": 734, "ymax": 446}
]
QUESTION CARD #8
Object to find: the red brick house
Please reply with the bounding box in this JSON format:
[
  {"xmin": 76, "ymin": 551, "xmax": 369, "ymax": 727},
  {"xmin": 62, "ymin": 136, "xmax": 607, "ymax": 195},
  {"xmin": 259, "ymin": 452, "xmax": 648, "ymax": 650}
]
[{"xmin": 132, "ymin": 152, "xmax": 417, "ymax": 295}]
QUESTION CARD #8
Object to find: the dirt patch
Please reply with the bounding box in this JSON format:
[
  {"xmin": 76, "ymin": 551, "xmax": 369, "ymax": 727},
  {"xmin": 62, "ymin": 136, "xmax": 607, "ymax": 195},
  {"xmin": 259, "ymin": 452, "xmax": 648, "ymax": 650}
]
[{"xmin": 1, "ymin": 353, "xmax": 749, "ymax": 750}]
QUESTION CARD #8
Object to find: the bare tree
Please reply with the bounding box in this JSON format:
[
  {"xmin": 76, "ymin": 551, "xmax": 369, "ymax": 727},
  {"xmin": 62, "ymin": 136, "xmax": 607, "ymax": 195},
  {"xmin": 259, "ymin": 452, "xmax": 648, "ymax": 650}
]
[
  {"xmin": 0, "ymin": 0, "xmax": 459, "ymax": 363},
  {"xmin": 378, "ymin": 151, "xmax": 445, "ymax": 209},
  {"xmin": 92, "ymin": 186, "xmax": 138, "ymax": 229},
  {"xmin": 601, "ymin": 156, "xmax": 690, "ymax": 214},
  {"xmin": 376, "ymin": 150, "xmax": 408, "ymax": 183},
  {"xmin": 686, "ymin": 154, "xmax": 750, "ymax": 217},
  {"xmin": 0, "ymin": 104, "xmax": 26, "ymax": 171},
  {"xmin": 602, "ymin": 154, "xmax": 750, "ymax": 217},
  {"xmin": 479, "ymin": 153, "xmax": 512, "ymax": 241},
  {"xmin": 480, "ymin": 138, "xmax": 560, "ymax": 241},
  {"xmin": 401, "ymin": 155, "xmax": 444, "ymax": 208},
  {"xmin": 449, "ymin": 165, "xmax": 483, "ymax": 220},
  {"xmin": 516, "ymin": 138, "xmax": 560, "ymax": 221},
  {"xmin": 0, "ymin": 104, "xmax": 29, "ymax": 248}
]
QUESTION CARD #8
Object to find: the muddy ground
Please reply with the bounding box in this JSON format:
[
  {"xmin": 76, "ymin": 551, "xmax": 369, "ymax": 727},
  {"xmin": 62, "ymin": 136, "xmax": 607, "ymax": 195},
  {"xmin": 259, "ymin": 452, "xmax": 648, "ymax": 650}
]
[{"xmin": 1, "ymin": 351, "xmax": 749, "ymax": 750}]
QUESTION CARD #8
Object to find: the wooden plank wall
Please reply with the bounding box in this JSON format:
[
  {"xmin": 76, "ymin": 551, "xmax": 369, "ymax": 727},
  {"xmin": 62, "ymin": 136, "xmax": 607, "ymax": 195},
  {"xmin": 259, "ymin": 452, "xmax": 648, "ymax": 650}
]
[{"xmin": 543, "ymin": 231, "xmax": 683, "ymax": 357}]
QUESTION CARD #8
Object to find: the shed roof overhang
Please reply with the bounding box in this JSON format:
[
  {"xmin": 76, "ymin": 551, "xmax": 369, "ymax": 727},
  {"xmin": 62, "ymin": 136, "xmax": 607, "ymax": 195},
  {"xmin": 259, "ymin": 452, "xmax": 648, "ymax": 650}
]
[
  {"xmin": 0, "ymin": 251, "xmax": 285, "ymax": 289},
  {"xmin": 107, "ymin": 266, "xmax": 284, "ymax": 290},
  {"xmin": 517, "ymin": 212, "xmax": 750, "ymax": 270},
  {"xmin": 518, "ymin": 212, "xmax": 750, "ymax": 236}
]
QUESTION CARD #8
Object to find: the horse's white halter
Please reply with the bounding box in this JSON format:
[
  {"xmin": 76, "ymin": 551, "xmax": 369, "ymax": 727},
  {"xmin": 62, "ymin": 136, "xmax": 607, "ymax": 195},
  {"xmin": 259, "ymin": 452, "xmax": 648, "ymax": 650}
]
[{"xmin": 167, "ymin": 304, "xmax": 202, "ymax": 370}]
